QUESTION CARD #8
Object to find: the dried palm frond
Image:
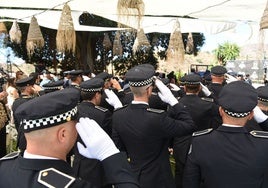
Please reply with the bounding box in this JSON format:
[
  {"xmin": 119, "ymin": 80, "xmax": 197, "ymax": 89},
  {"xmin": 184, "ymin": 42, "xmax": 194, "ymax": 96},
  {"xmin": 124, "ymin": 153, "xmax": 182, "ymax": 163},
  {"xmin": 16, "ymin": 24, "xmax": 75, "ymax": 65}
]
[
  {"xmin": 113, "ymin": 31, "xmax": 123, "ymax": 56},
  {"xmin": 103, "ymin": 33, "xmax": 112, "ymax": 50},
  {"xmin": 56, "ymin": 3, "xmax": 76, "ymax": 53},
  {"xmin": 133, "ymin": 28, "xmax": 151, "ymax": 54},
  {"xmin": 0, "ymin": 22, "xmax": 7, "ymax": 34},
  {"xmin": 26, "ymin": 16, "xmax": 44, "ymax": 57},
  {"xmin": 9, "ymin": 20, "xmax": 22, "ymax": 44},
  {"xmin": 117, "ymin": 0, "xmax": 145, "ymax": 29},
  {"xmin": 167, "ymin": 19, "xmax": 184, "ymax": 64},
  {"xmin": 186, "ymin": 32, "xmax": 194, "ymax": 54}
]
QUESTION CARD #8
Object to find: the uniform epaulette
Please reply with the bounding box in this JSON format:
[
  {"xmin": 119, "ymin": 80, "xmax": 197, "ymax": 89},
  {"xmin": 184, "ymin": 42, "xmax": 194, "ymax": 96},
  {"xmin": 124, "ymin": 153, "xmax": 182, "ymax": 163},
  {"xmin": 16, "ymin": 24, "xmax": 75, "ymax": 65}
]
[
  {"xmin": 192, "ymin": 128, "xmax": 213, "ymax": 137},
  {"xmin": 201, "ymin": 97, "xmax": 214, "ymax": 102},
  {"xmin": 38, "ymin": 168, "xmax": 75, "ymax": 188},
  {"xmin": 0, "ymin": 151, "xmax": 19, "ymax": 161},
  {"xmin": 147, "ymin": 108, "xmax": 165, "ymax": 113},
  {"xmin": 95, "ymin": 106, "xmax": 108, "ymax": 112},
  {"xmin": 250, "ymin": 130, "xmax": 268, "ymax": 138}
]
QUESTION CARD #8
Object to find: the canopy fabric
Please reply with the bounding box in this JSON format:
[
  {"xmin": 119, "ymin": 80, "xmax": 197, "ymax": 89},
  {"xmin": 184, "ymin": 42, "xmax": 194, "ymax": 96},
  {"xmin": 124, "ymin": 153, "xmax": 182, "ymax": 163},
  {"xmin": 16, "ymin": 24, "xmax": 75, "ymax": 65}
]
[{"xmin": 0, "ymin": 0, "xmax": 267, "ymax": 34}]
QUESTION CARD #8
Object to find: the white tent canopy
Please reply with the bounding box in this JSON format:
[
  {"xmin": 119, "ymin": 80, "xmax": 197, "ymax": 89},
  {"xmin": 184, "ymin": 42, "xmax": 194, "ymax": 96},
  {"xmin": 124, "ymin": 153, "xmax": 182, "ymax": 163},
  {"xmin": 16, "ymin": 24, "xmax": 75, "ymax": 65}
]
[{"xmin": 0, "ymin": 0, "xmax": 267, "ymax": 34}]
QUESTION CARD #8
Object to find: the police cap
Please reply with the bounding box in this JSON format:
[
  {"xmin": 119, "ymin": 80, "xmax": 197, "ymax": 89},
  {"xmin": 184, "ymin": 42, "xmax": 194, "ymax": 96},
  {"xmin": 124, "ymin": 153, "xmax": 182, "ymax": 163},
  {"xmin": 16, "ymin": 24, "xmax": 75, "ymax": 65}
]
[
  {"xmin": 15, "ymin": 76, "xmax": 35, "ymax": 87},
  {"xmin": 15, "ymin": 88, "xmax": 79, "ymax": 133},
  {"xmin": 211, "ymin": 65, "xmax": 227, "ymax": 76},
  {"xmin": 125, "ymin": 64, "xmax": 155, "ymax": 87},
  {"xmin": 80, "ymin": 78, "xmax": 104, "ymax": 92},
  {"xmin": 69, "ymin": 70, "xmax": 83, "ymax": 76},
  {"xmin": 218, "ymin": 81, "xmax": 257, "ymax": 118},
  {"xmin": 183, "ymin": 74, "xmax": 201, "ymax": 85},
  {"xmin": 257, "ymin": 86, "xmax": 268, "ymax": 102},
  {"xmin": 42, "ymin": 80, "xmax": 64, "ymax": 90},
  {"xmin": 95, "ymin": 72, "xmax": 113, "ymax": 81}
]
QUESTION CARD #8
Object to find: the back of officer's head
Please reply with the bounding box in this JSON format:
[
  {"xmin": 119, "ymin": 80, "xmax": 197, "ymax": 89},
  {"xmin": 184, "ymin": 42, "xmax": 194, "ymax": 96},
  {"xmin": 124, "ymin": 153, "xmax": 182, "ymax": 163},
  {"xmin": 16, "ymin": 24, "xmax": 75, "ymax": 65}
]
[{"xmin": 218, "ymin": 81, "xmax": 257, "ymax": 121}]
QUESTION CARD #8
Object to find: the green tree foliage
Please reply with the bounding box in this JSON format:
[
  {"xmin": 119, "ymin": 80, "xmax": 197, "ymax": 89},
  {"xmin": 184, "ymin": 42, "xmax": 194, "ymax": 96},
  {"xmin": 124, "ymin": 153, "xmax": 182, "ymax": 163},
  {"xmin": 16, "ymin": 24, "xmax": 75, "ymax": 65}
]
[{"xmin": 213, "ymin": 42, "xmax": 240, "ymax": 65}]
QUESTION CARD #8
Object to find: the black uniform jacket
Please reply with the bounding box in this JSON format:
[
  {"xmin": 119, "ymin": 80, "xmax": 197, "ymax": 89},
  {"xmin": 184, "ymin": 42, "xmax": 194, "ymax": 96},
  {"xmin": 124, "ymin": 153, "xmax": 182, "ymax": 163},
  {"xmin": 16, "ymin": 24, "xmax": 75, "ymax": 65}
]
[
  {"xmin": 183, "ymin": 125, "xmax": 268, "ymax": 188},
  {"xmin": 73, "ymin": 101, "xmax": 113, "ymax": 186},
  {"xmin": 12, "ymin": 95, "xmax": 34, "ymax": 150},
  {"xmin": 173, "ymin": 94, "xmax": 221, "ymax": 164},
  {"xmin": 0, "ymin": 152, "xmax": 139, "ymax": 188},
  {"xmin": 112, "ymin": 102, "xmax": 196, "ymax": 188}
]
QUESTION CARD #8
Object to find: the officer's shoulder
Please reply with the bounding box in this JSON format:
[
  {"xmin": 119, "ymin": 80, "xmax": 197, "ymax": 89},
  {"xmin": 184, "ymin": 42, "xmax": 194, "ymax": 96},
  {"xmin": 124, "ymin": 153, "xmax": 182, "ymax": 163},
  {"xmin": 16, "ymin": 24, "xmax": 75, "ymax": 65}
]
[
  {"xmin": 192, "ymin": 128, "xmax": 213, "ymax": 137},
  {"xmin": 200, "ymin": 97, "xmax": 214, "ymax": 103},
  {"xmin": 147, "ymin": 108, "xmax": 165, "ymax": 114},
  {"xmin": 250, "ymin": 130, "xmax": 268, "ymax": 139},
  {"xmin": 38, "ymin": 168, "xmax": 75, "ymax": 188},
  {"xmin": 0, "ymin": 151, "xmax": 19, "ymax": 161},
  {"xmin": 95, "ymin": 106, "xmax": 109, "ymax": 112}
]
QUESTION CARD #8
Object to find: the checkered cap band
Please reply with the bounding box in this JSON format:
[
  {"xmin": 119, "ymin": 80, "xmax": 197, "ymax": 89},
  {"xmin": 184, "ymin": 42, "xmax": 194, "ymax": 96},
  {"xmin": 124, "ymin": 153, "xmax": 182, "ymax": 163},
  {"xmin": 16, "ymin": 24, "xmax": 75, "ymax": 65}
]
[
  {"xmin": 129, "ymin": 77, "xmax": 154, "ymax": 87},
  {"xmin": 185, "ymin": 81, "xmax": 200, "ymax": 85},
  {"xmin": 258, "ymin": 97, "xmax": 268, "ymax": 102},
  {"xmin": 224, "ymin": 109, "xmax": 251, "ymax": 118},
  {"xmin": 23, "ymin": 106, "xmax": 78, "ymax": 132},
  {"xmin": 80, "ymin": 87, "xmax": 102, "ymax": 92},
  {"xmin": 43, "ymin": 86, "xmax": 62, "ymax": 90}
]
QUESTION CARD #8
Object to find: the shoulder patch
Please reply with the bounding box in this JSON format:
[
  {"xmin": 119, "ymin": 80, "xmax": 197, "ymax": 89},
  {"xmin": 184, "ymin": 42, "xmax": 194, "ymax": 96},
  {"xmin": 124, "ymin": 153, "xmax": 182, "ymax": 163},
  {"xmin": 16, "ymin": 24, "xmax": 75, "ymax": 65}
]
[
  {"xmin": 38, "ymin": 168, "xmax": 75, "ymax": 188},
  {"xmin": 0, "ymin": 151, "xmax": 19, "ymax": 161},
  {"xmin": 250, "ymin": 130, "xmax": 268, "ymax": 138},
  {"xmin": 95, "ymin": 106, "xmax": 108, "ymax": 112},
  {"xmin": 147, "ymin": 108, "xmax": 165, "ymax": 113},
  {"xmin": 201, "ymin": 97, "xmax": 214, "ymax": 102},
  {"xmin": 192, "ymin": 128, "xmax": 213, "ymax": 137}
]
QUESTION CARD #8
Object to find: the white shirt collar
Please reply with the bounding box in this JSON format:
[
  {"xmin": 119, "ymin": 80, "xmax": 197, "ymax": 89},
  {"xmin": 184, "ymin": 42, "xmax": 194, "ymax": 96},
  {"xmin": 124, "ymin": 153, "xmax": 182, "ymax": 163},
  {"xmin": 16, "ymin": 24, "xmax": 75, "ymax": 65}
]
[
  {"xmin": 222, "ymin": 123, "xmax": 243, "ymax": 128},
  {"xmin": 132, "ymin": 101, "xmax": 149, "ymax": 105},
  {"xmin": 24, "ymin": 150, "xmax": 59, "ymax": 160}
]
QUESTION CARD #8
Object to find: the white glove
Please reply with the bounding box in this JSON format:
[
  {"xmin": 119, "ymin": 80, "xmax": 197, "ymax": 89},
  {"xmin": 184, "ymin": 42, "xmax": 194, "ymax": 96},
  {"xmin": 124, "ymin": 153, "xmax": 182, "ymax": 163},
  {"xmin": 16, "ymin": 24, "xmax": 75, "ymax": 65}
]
[
  {"xmin": 169, "ymin": 83, "xmax": 181, "ymax": 91},
  {"xmin": 200, "ymin": 82, "xmax": 211, "ymax": 96},
  {"xmin": 76, "ymin": 117, "xmax": 119, "ymax": 161},
  {"xmin": 155, "ymin": 79, "xmax": 178, "ymax": 106},
  {"xmin": 225, "ymin": 73, "xmax": 237, "ymax": 84},
  {"xmin": 253, "ymin": 106, "xmax": 268, "ymax": 123},
  {"xmin": 104, "ymin": 89, "xmax": 123, "ymax": 109}
]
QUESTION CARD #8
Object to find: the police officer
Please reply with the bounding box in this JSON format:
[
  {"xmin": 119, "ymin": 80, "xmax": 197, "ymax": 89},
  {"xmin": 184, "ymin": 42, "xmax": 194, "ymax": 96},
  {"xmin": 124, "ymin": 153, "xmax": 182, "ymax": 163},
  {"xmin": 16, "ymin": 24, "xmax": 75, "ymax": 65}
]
[
  {"xmin": 206, "ymin": 65, "xmax": 227, "ymax": 99},
  {"xmin": 39, "ymin": 80, "xmax": 64, "ymax": 95},
  {"xmin": 12, "ymin": 76, "xmax": 36, "ymax": 151},
  {"xmin": 245, "ymin": 85, "xmax": 268, "ymax": 131},
  {"xmin": 173, "ymin": 74, "xmax": 220, "ymax": 188},
  {"xmin": 183, "ymin": 81, "xmax": 268, "ymax": 188},
  {"xmin": 67, "ymin": 70, "xmax": 84, "ymax": 89},
  {"xmin": 0, "ymin": 88, "xmax": 139, "ymax": 188},
  {"xmin": 73, "ymin": 78, "xmax": 113, "ymax": 187},
  {"xmin": 112, "ymin": 64, "xmax": 196, "ymax": 188}
]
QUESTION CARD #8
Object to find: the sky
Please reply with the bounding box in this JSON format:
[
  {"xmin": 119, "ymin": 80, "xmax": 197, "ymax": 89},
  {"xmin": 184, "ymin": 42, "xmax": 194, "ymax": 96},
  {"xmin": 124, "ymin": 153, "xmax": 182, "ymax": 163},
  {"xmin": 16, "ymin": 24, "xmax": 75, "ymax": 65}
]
[{"xmin": 201, "ymin": 22, "xmax": 262, "ymax": 52}]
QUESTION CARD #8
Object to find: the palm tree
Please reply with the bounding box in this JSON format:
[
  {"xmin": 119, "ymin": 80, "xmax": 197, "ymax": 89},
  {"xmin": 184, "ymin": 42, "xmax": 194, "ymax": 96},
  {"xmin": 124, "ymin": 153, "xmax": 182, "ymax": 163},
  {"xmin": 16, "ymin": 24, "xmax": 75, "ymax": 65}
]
[{"xmin": 213, "ymin": 42, "xmax": 240, "ymax": 65}]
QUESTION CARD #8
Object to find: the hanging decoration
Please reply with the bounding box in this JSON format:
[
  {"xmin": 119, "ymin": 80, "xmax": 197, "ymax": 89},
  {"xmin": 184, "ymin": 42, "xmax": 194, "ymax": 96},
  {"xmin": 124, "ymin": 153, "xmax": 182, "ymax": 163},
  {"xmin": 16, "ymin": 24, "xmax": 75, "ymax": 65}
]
[
  {"xmin": 0, "ymin": 22, "xmax": 7, "ymax": 35},
  {"xmin": 132, "ymin": 28, "xmax": 151, "ymax": 54},
  {"xmin": 103, "ymin": 33, "xmax": 112, "ymax": 50},
  {"xmin": 9, "ymin": 20, "xmax": 22, "ymax": 44},
  {"xmin": 117, "ymin": 0, "xmax": 145, "ymax": 29},
  {"xmin": 259, "ymin": 0, "xmax": 268, "ymax": 60},
  {"xmin": 26, "ymin": 16, "xmax": 44, "ymax": 57},
  {"xmin": 56, "ymin": 3, "xmax": 76, "ymax": 53},
  {"xmin": 260, "ymin": 0, "xmax": 268, "ymax": 30},
  {"xmin": 186, "ymin": 32, "xmax": 194, "ymax": 54},
  {"xmin": 113, "ymin": 31, "xmax": 123, "ymax": 56},
  {"xmin": 166, "ymin": 19, "xmax": 184, "ymax": 64}
]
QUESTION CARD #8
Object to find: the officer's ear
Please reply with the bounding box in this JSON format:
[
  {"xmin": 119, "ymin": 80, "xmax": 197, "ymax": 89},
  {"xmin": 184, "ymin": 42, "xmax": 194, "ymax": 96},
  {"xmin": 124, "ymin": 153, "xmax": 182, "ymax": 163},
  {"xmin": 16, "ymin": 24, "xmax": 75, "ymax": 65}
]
[{"xmin": 247, "ymin": 111, "xmax": 254, "ymax": 121}]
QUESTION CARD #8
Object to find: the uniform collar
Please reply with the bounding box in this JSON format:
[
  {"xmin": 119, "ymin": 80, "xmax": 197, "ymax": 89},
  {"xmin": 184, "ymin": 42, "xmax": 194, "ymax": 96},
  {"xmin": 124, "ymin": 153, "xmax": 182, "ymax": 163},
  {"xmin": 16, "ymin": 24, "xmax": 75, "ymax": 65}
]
[{"xmin": 217, "ymin": 125, "xmax": 248, "ymax": 133}]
